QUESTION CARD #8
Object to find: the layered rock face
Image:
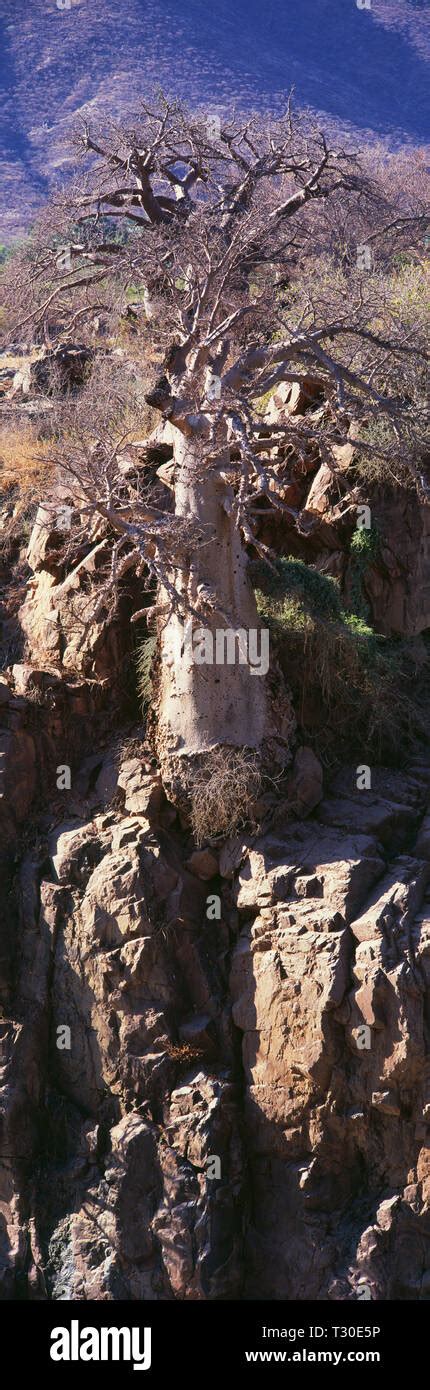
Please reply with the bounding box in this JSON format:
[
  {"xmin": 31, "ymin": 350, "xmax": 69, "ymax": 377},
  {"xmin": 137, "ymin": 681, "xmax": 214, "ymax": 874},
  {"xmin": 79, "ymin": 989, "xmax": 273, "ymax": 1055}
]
[
  {"xmin": 1, "ymin": 673, "xmax": 430, "ymax": 1300},
  {"xmin": 0, "ymin": 700, "xmax": 245, "ymax": 1300},
  {"xmin": 231, "ymin": 767, "xmax": 430, "ymax": 1299},
  {"xmin": 361, "ymin": 493, "xmax": 430, "ymax": 637},
  {"xmin": 260, "ymin": 383, "xmax": 430, "ymax": 638}
]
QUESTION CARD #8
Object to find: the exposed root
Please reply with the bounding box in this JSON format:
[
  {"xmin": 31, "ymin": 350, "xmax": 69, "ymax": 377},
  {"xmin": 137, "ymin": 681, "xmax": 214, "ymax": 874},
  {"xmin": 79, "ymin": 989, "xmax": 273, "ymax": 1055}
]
[{"xmin": 182, "ymin": 745, "xmax": 262, "ymax": 845}]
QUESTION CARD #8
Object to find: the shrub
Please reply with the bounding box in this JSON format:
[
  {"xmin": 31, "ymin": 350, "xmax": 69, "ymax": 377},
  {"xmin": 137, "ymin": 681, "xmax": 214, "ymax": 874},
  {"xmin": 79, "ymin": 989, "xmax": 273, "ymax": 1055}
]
[
  {"xmin": 252, "ymin": 556, "xmax": 420, "ymax": 762},
  {"xmin": 136, "ymin": 632, "xmax": 157, "ymax": 711},
  {"xmin": 251, "ymin": 556, "xmax": 342, "ymax": 618},
  {"xmin": 184, "ymin": 746, "xmax": 262, "ymax": 845},
  {"xmin": 347, "ymin": 525, "xmax": 380, "ymax": 619},
  {"xmin": 165, "ymin": 1042, "xmax": 205, "ymax": 1063},
  {"xmin": 352, "ymin": 418, "xmax": 407, "ymax": 487}
]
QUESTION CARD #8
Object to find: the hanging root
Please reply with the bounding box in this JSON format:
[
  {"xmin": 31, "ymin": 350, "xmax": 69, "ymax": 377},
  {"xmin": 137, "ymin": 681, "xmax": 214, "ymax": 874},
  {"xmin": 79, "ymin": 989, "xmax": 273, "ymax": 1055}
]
[{"xmin": 181, "ymin": 746, "xmax": 262, "ymax": 845}]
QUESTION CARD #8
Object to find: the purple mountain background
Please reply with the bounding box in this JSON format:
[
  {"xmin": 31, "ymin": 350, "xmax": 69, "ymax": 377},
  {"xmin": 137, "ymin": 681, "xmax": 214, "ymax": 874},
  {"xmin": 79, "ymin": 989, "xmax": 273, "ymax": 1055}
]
[{"xmin": 0, "ymin": 0, "xmax": 429, "ymax": 237}]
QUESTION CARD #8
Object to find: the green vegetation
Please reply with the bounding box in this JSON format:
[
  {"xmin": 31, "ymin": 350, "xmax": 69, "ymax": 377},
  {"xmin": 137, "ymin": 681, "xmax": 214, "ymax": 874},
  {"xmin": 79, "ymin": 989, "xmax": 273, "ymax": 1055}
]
[
  {"xmin": 125, "ymin": 285, "xmax": 147, "ymax": 302},
  {"xmin": 251, "ymin": 556, "xmax": 341, "ymax": 618},
  {"xmin": 254, "ymin": 384, "xmax": 277, "ymax": 415},
  {"xmin": 347, "ymin": 525, "xmax": 380, "ymax": 620},
  {"xmin": 251, "ymin": 556, "xmax": 418, "ymax": 760},
  {"xmin": 136, "ymin": 631, "xmax": 157, "ymax": 711}
]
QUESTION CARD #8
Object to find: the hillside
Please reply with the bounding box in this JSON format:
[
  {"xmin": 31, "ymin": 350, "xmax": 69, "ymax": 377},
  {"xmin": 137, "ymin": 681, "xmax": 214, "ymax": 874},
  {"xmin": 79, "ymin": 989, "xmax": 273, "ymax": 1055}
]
[
  {"xmin": 0, "ymin": 0, "xmax": 429, "ymax": 239},
  {"xmin": 0, "ymin": 96, "xmax": 430, "ymax": 1312}
]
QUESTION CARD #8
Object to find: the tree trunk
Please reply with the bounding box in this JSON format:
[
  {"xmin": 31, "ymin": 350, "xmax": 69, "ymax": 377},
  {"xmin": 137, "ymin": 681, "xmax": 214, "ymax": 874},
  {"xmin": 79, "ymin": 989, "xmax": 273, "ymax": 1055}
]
[{"xmin": 155, "ymin": 426, "xmax": 268, "ymax": 788}]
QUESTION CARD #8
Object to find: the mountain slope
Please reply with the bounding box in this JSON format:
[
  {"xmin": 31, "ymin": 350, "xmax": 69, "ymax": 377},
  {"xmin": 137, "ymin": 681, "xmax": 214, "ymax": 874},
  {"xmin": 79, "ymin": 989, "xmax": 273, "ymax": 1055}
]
[{"xmin": 0, "ymin": 0, "xmax": 429, "ymax": 239}]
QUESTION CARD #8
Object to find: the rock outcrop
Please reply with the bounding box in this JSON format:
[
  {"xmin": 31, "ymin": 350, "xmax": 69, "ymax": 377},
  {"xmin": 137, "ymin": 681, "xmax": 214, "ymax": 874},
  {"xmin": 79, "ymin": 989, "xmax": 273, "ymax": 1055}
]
[
  {"xmin": 1, "ymin": 678, "xmax": 430, "ymax": 1300},
  {"xmin": 1, "ymin": 433, "xmax": 430, "ymax": 1303},
  {"xmin": 8, "ymin": 346, "xmax": 93, "ymax": 401},
  {"xmin": 258, "ymin": 394, "xmax": 430, "ymax": 638},
  {"xmin": 230, "ymin": 764, "xmax": 430, "ymax": 1299}
]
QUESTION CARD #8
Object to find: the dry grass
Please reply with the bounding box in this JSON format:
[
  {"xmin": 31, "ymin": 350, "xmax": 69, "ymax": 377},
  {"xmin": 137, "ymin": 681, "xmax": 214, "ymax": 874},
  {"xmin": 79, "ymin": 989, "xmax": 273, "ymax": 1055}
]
[
  {"xmin": 253, "ymin": 559, "xmax": 423, "ymax": 763},
  {"xmin": 0, "ymin": 351, "xmax": 41, "ymax": 371},
  {"xmin": 0, "ymin": 421, "xmax": 51, "ymax": 498},
  {"xmin": 165, "ymin": 1042, "xmax": 205, "ymax": 1063},
  {"xmin": 184, "ymin": 745, "xmax": 262, "ymax": 845}
]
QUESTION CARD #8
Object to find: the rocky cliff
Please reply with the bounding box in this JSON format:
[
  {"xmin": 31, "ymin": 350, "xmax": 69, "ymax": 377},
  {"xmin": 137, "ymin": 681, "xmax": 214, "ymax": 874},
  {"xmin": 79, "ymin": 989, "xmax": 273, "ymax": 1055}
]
[{"xmin": 1, "ymin": 385, "xmax": 430, "ymax": 1302}]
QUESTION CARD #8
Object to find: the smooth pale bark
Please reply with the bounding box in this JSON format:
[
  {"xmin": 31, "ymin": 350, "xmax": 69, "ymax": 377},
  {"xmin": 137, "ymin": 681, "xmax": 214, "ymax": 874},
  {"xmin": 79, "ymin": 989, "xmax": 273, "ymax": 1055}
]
[{"xmin": 156, "ymin": 427, "xmax": 268, "ymax": 771}]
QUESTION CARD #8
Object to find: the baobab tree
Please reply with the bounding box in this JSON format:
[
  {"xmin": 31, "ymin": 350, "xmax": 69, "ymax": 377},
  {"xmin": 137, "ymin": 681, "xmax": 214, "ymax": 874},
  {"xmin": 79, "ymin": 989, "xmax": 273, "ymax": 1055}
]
[{"xmin": 5, "ymin": 97, "xmax": 429, "ymax": 819}]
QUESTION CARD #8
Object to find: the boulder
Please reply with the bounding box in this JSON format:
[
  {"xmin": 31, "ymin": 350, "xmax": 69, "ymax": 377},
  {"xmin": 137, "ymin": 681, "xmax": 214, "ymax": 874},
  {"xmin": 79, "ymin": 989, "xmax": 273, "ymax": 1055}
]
[
  {"xmin": 235, "ymin": 825, "xmax": 384, "ymax": 923},
  {"xmin": 117, "ymin": 758, "xmax": 163, "ymax": 817},
  {"xmin": 19, "ymin": 550, "xmax": 131, "ymax": 681},
  {"xmin": 265, "ymin": 375, "xmax": 324, "ymax": 421},
  {"xmin": 304, "ymin": 461, "xmax": 334, "ymax": 514},
  {"xmin": 26, "ymin": 500, "xmax": 78, "ymax": 575},
  {"xmin": 48, "ymin": 817, "xmax": 113, "ymax": 884},
  {"xmin": 8, "ymin": 344, "xmax": 93, "ymax": 400},
  {"xmin": 350, "ymin": 858, "xmax": 429, "ymax": 943}
]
